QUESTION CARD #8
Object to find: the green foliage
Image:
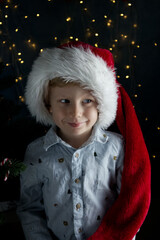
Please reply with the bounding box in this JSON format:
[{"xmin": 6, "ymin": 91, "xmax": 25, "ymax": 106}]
[{"xmin": 0, "ymin": 159, "xmax": 26, "ymax": 181}]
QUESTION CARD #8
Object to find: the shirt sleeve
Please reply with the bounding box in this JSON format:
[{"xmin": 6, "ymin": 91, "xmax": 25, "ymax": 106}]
[{"xmin": 16, "ymin": 146, "xmax": 53, "ymax": 240}]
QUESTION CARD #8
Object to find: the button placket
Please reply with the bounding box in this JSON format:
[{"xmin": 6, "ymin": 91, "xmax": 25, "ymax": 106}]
[{"xmin": 72, "ymin": 150, "xmax": 83, "ymax": 236}]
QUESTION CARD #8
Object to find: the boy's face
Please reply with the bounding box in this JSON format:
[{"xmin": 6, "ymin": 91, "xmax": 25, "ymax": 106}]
[{"xmin": 49, "ymin": 84, "xmax": 98, "ymax": 147}]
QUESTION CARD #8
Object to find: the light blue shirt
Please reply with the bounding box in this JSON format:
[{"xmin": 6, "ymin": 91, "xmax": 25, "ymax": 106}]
[{"xmin": 17, "ymin": 127, "xmax": 124, "ymax": 240}]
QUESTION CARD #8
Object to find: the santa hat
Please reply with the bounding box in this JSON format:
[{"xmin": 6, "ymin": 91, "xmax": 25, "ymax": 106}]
[
  {"xmin": 25, "ymin": 42, "xmax": 151, "ymax": 240},
  {"xmin": 25, "ymin": 42, "xmax": 118, "ymax": 130}
]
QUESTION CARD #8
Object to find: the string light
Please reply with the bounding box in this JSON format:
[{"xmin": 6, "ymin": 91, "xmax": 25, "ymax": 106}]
[{"xmin": 66, "ymin": 17, "xmax": 71, "ymax": 22}]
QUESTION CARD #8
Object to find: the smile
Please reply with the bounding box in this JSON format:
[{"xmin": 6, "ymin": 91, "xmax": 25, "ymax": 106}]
[{"xmin": 68, "ymin": 122, "xmax": 86, "ymax": 128}]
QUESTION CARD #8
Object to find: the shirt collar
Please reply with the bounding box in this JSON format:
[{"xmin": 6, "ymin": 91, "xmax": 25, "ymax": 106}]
[{"xmin": 43, "ymin": 126, "xmax": 109, "ymax": 151}]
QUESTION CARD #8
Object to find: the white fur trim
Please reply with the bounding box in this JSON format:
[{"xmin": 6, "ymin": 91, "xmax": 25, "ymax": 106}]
[{"xmin": 25, "ymin": 46, "xmax": 118, "ymax": 129}]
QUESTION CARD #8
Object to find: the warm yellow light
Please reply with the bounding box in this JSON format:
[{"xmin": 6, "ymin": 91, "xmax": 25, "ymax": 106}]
[
  {"xmin": 80, "ymin": 1, "xmax": 83, "ymax": 3},
  {"xmin": 3, "ymin": 41, "xmax": 6, "ymax": 44},
  {"xmin": 126, "ymin": 75, "xmax": 129, "ymax": 79},
  {"xmin": 152, "ymin": 155, "xmax": 156, "ymax": 159},
  {"xmin": 94, "ymin": 43, "xmax": 98, "ymax": 47},
  {"xmin": 104, "ymin": 15, "xmax": 107, "ymax": 18},
  {"xmin": 32, "ymin": 43, "xmax": 36, "ymax": 48},
  {"xmin": 109, "ymin": 47, "xmax": 113, "ymax": 51},
  {"xmin": 9, "ymin": 47, "xmax": 12, "ymax": 50},
  {"xmin": 15, "ymin": 28, "xmax": 19, "ymax": 32},
  {"xmin": 69, "ymin": 36, "xmax": 73, "ymax": 39},
  {"xmin": 145, "ymin": 117, "xmax": 148, "ymax": 121},
  {"xmin": 120, "ymin": 13, "xmax": 124, "ymax": 17},
  {"xmin": 5, "ymin": 5, "xmax": 9, "ymax": 8},
  {"xmin": 66, "ymin": 17, "xmax": 71, "ymax": 22},
  {"xmin": 126, "ymin": 65, "xmax": 130, "ymax": 69},
  {"xmin": 24, "ymin": 16, "xmax": 28, "ymax": 19},
  {"xmin": 18, "ymin": 76, "xmax": 22, "ymax": 80},
  {"xmin": 154, "ymin": 43, "xmax": 157, "ymax": 46},
  {"xmin": 0, "ymin": 22, "xmax": 2, "ymax": 25},
  {"xmin": 112, "ymin": 44, "xmax": 115, "ymax": 48},
  {"xmin": 15, "ymin": 78, "xmax": 18, "ymax": 83},
  {"xmin": 28, "ymin": 39, "xmax": 31, "ymax": 43},
  {"xmin": 54, "ymin": 37, "xmax": 57, "ymax": 40},
  {"xmin": 138, "ymin": 84, "xmax": 142, "ymax": 87},
  {"xmin": 84, "ymin": 8, "xmax": 87, "ymax": 11},
  {"xmin": 12, "ymin": 44, "xmax": 16, "ymax": 47},
  {"xmin": 107, "ymin": 22, "xmax": 111, "ymax": 27},
  {"xmin": 40, "ymin": 49, "xmax": 44, "ymax": 52},
  {"xmin": 36, "ymin": 13, "xmax": 40, "ymax": 17},
  {"xmin": 137, "ymin": 45, "xmax": 140, "ymax": 48},
  {"xmin": 6, "ymin": 63, "xmax": 10, "ymax": 66},
  {"xmin": 18, "ymin": 52, "xmax": 21, "ymax": 56},
  {"xmin": 128, "ymin": 3, "xmax": 132, "ymax": 6},
  {"xmin": 20, "ymin": 60, "xmax": 24, "ymax": 64},
  {"xmin": 95, "ymin": 33, "xmax": 99, "ymax": 36},
  {"xmin": 92, "ymin": 19, "xmax": 95, "ymax": 22},
  {"xmin": 18, "ymin": 58, "xmax": 22, "ymax": 61},
  {"xmin": 14, "ymin": 5, "xmax": 18, "ymax": 8},
  {"xmin": 157, "ymin": 127, "xmax": 160, "ymax": 130},
  {"xmin": 117, "ymin": 75, "xmax": 120, "ymax": 79},
  {"xmin": 75, "ymin": 38, "xmax": 79, "ymax": 41},
  {"xmin": 133, "ymin": 24, "xmax": 137, "ymax": 28},
  {"xmin": 114, "ymin": 39, "xmax": 118, "ymax": 42},
  {"xmin": 5, "ymin": 15, "xmax": 8, "ymax": 18},
  {"xmin": 124, "ymin": 15, "xmax": 127, "ymax": 19},
  {"xmin": 131, "ymin": 41, "xmax": 135, "ymax": 45},
  {"xmin": 20, "ymin": 97, "xmax": 25, "ymax": 103},
  {"xmin": 134, "ymin": 94, "xmax": 138, "ymax": 98}
]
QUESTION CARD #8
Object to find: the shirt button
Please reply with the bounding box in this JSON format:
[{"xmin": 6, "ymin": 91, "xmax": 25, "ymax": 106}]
[
  {"xmin": 113, "ymin": 156, "xmax": 117, "ymax": 160},
  {"xmin": 75, "ymin": 178, "xmax": 80, "ymax": 184},
  {"xmin": 76, "ymin": 203, "xmax": 81, "ymax": 210},
  {"xmin": 75, "ymin": 152, "xmax": 79, "ymax": 158}
]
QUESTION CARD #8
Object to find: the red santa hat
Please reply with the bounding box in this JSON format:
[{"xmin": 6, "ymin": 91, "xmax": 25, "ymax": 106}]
[{"xmin": 25, "ymin": 41, "xmax": 151, "ymax": 240}]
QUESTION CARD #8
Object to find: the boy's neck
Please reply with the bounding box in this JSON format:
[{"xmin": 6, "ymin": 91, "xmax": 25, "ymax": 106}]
[{"xmin": 57, "ymin": 128, "xmax": 92, "ymax": 149}]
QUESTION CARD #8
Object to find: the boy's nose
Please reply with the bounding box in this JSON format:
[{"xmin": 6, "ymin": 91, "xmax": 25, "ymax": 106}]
[{"xmin": 69, "ymin": 103, "xmax": 82, "ymax": 118}]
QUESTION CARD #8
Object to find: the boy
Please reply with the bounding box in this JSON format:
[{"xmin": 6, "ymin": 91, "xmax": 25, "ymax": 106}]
[{"xmin": 17, "ymin": 42, "xmax": 151, "ymax": 240}]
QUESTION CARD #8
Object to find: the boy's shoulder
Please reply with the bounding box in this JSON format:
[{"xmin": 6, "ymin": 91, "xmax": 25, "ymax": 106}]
[
  {"xmin": 27, "ymin": 135, "xmax": 45, "ymax": 152},
  {"xmin": 105, "ymin": 130, "xmax": 124, "ymax": 147}
]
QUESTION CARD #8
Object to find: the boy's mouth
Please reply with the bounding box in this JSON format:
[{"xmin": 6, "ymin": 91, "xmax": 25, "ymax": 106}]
[{"xmin": 68, "ymin": 122, "xmax": 85, "ymax": 128}]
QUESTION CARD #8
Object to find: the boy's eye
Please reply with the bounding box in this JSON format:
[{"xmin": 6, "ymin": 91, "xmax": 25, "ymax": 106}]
[
  {"xmin": 83, "ymin": 99, "xmax": 92, "ymax": 103},
  {"xmin": 60, "ymin": 99, "xmax": 70, "ymax": 103}
]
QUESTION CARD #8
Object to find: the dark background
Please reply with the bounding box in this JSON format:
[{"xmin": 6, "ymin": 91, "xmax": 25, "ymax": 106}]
[{"xmin": 0, "ymin": 0, "xmax": 159, "ymax": 239}]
